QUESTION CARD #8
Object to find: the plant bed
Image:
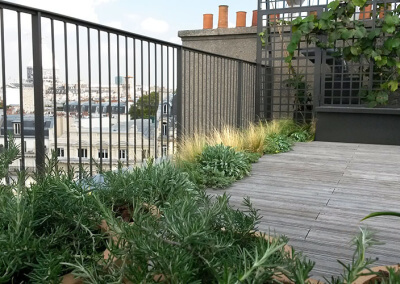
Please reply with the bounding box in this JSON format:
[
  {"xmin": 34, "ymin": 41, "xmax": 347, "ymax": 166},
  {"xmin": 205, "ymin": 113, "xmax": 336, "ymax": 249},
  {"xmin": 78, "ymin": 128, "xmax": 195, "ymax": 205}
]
[{"xmin": 353, "ymin": 265, "xmax": 400, "ymax": 284}]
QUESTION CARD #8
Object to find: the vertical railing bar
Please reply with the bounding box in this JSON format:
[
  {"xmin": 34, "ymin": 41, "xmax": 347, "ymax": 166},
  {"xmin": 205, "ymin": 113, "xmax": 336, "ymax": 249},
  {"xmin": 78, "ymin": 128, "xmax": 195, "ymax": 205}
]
[
  {"xmin": 154, "ymin": 44, "xmax": 158, "ymax": 159},
  {"xmin": 147, "ymin": 42, "xmax": 151, "ymax": 160},
  {"xmin": 50, "ymin": 19, "xmax": 56, "ymax": 164},
  {"xmin": 188, "ymin": 51, "xmax": 192, "ymax": 134},
  {"xmin": 161, "ymin": 45, "xmax": 164, "ymax": 156},
  {"xmin": 32, "ymin": 12, "xmax": 45, "ymax": 174},
  {"xmin": 87, "ymin": 27, "xmax": 93, "ymax": 176},
  {"xmin": 221, "ymin": 58, "xmax": 224, "ymax": 128},
  {"xmin": 205, "ymin": 54, "xmax": 207, "ymax": 134},
  {"xmin": 176, "ymin": 47, "xmax": 183, "ymax": 143},
  {"xmin": 237, "ymin": 61, "xmax": 243, "ymax": 128},
  {"xmin": 182, "ymin": 49, "xmax": 186, "ymax": 137},
  {"xmin": 108, "ymin": 32, "xmax": 112, "ymax": 170},
  {"xmin": 98, "ymin": 30, "xmax": 103, "ymax": 172},
  {"xmin": 201, "ymin": 53, "xmax": 204, "ymax": 134},
  {"xmin": 117, "ymin": 35, "xmax": 121, "ymax": 167},
  {"xmin": 133, "ymin": 39, "xmax": 137, "ymax": 164},
  {"xmin": 217, "ymin": 58, "xmax": 220, "ymax": 131},
  {"xmin": 141, "ymin": 40, "xmax": 144, "ymax": 164},
  {"xmin": 64, "ymin": 22, "xmax": 70, "ymax": 168},
  {"xmin": 0, "ymin": 9, "xmax": 7, "ymax": 169},
  {"xmin": 210, "ymin": 56, "xmax": 217, "ymax": 131},
  {"xmin": 197, "ymin": 51, "xmax": 200, "ymax": 133},
  {"xmin": 166, "ymin": 47, "xmax": 169, "ymax": 156},
  {"xmin": 171, "ymin": 48, "xmax": 175, "ymax": 153},
  {"xmin": 230, "ymin": 60, "xmax": 233, "ymax": 127},
  {"xmin": 209, "ymin": 55, "xmax": 212, "ymax": 134},
  {"xmin": 76, "ymin": 25, "xmax": 82, "ymax": 177},
  {"xmin": 125, "ymin": 36, "xmax": 129, "ymax": 167},
  {"xmin": 18, "ymin": 12, "xmax": 25, "ymax": 170}
]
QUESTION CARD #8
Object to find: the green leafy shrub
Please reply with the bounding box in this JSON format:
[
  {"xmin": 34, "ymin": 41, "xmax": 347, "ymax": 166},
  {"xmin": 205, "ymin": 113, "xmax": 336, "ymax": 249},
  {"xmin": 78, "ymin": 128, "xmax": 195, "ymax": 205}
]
[
  {"xmin": 0, "ymin": 155, "xmax": 105, "ymax": 283},
  {"xmin": 66, "ymin": 194, "xmax": 315, "ymax": 283},
  {"xmin": 196, "ymin": 144, "xmax": 252, "ymax": 188},
  {"xmin": 98, "ymin": 159, "xmax": 197, "ymax": 211},
  {"xmin": 290, "ymin": 130, "xmax": 311, "ymax": 142},
  {"xmin": 264, "ymin": 134, "xmax": 294, "ymax": 154}
]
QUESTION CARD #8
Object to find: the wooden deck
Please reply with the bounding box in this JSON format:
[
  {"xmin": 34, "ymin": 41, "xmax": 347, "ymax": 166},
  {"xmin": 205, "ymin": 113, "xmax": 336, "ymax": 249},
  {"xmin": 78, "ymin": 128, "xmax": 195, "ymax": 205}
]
[{"xmin": 209, "ymin": 141, "xmax": 400, "ymax": 280}]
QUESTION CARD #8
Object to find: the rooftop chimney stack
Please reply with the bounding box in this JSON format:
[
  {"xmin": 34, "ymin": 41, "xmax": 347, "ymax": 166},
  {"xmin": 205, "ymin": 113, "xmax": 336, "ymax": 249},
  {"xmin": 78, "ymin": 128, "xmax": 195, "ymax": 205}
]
[
  {"xmin": 203, "ymin": 14, "xmax": 213, "ymax": 29},
  {"xmin": 218, "ymin": 5, "xmax": 228, "ymax": 28},
  {"xmin": 236, "ymin": 11, "xmax": 246, "ymax": 27},
  {"xmin": 252, "ymin": 10, "xmax": 258, "ymax": 27}
]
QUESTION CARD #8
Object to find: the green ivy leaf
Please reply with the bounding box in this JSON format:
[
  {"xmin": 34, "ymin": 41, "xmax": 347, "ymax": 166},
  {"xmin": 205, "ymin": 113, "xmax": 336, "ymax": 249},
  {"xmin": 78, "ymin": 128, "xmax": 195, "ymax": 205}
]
[
  {"xmin": 292, "ymin": 30, "xmax": 302, "ymax": 43},
  {"xmin": 388, "ymin": 80, "xmax": 399, "ymax": 92},
  {"xmin": 350, "ymin": 46, "xmax": 361, "ymax": 56},
  {"xmin": 387, "ymin": 58, "xmax": 396, "ymax": 67},
  {"xmin": 321, "ymin": 10, "xmax": 334, "ymax": 20},
  {"xmin": 285, "ymin": 55, "xmax": 293, "ymax": 63},
  {"xmin": 368, "ymin": 29, "xmax": 381, "ymax": 40},
  {"xmin": 382, "ymin": 24, "xmax": 396, "ymax": 34},
  {"xmin": 341, "ymin": 29, "xmax": 354, "ymax": 40},
  {"xmin": 287, "ymin": 42, "xmax": 298, "ymax": 53},
  {"xmin": 384, "ymin": 14, "xmax": 400, "ymax": 26},
  {"xmin": 304, "ymin": 15, "xmax": 316, "ymax": 22},
  {"xmin": 376, "ymin": 56, "xmax": 388, "ymax": 67},
  {"xmin": 329, "ymin": 31, "xmax": 341, "ymax": 42},
  {"xmin": 354, "ymin": 26, "xmax": 367, "ymax": 38},
  {"xmin": 292, "ymin": 16, "xmax": 303, "ymax": 26},
  {"xmin": 351, "ymin": 0, "xmax": 367, "ymax": 8},
  {"xmin": 376, "ymin": 91, "xmax": 389, "ymax": 104},
  {"xmin": 327, "ymin": 0, "xmax": 340, "ymax": 10}
]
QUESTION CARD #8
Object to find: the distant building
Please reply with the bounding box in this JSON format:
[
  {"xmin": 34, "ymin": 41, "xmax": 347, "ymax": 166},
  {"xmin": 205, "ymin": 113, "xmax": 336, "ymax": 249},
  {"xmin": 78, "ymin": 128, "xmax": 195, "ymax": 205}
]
[
  {"xmin": 0, "ymin": 115, "xmax": 53, "ymax": 182},
  {"xmin": 26, "ymin": 45, "xmax": 60, "ymax": 85},
  {"xmin": 156, "ymin": 94, "xmax": 177, "ymax": 157}
]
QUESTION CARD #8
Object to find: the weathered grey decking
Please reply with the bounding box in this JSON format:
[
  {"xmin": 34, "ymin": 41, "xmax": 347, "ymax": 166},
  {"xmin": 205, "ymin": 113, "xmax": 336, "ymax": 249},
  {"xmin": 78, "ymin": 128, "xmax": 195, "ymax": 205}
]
[{"xmin": 209, "ymin": 141, "xmax": 400, "ymax": 280}]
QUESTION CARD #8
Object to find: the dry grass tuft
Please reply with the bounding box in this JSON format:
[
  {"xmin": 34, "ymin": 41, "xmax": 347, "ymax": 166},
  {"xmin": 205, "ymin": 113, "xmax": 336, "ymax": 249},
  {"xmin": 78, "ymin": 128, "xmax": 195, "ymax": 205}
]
[
  {"xmin": 175, "ymin": 119, "xmax": 314, "ymax": 163},
  {"xmin": 208, "ymin": 126, "xmax": 244, "ymax": 151},
  {"xmin": 175, "ymin": 133, "xmax": 207, "ymax": 164},
  {"xmin": 241, "ymin": 122, "xmax": 267, "ymax": 154}
]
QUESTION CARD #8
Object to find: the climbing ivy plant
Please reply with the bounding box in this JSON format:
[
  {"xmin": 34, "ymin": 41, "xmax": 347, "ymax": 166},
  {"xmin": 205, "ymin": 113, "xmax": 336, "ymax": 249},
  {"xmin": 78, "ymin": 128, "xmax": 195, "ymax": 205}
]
[{"xmin": 285, "ymin": 0, "xmax": 400, "ymax": 107}]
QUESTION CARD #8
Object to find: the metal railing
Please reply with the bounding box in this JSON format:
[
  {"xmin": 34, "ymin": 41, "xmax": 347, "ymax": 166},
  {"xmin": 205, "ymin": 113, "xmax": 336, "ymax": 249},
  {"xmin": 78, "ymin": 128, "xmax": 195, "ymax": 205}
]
[{"xmin": 0, "ymin": 1, "xmax": 257, "ymax": 177}]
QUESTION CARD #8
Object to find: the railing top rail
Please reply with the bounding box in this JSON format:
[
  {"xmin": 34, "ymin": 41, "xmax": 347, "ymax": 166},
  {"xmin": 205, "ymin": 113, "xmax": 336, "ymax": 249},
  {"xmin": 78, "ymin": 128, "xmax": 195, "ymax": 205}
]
[{"xmin": 0, "ymin": 0, "xmax": 257, "ymax": 65}]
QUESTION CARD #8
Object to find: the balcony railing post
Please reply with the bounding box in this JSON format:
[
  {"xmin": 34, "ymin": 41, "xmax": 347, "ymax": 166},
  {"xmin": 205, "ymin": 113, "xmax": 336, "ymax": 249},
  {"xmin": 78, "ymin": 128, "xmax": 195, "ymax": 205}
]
[
  {"xmin": 32, "ymin": 12, "xmax": 45, "ymax": 173},
  {"xmin": 176, "ymin": 47, "xmax": 183, "ymax": 142},
  {"xmin": 237, "ymin": 61, "xmax": 243, "ymax": 128}
]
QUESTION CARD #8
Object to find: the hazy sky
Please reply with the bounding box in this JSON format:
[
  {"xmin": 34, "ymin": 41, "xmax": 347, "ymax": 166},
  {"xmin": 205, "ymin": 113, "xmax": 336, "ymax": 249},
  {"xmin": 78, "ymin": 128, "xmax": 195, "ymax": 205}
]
[{"xmin": 9, "ymin": 0, "xmax": 259, "ymax": 44}]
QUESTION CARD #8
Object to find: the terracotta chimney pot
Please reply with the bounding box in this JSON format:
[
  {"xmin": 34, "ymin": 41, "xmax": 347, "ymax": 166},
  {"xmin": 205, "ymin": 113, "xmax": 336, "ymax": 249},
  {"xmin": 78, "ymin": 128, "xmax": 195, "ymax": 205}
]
[
  {"xmin": 203, "ymin": 14, "xmax": 213, "ymax": 29},
  {"xmin": 252, "ymin": 10, "xmax": 258, "ymax": 27},
  {"xmin": 236, "ymin": 11, "xmax": 246, "ymax": 27},
  {"xmin": 218, "ymin": 5, "xmax": 228, "ymax": 28},
  {"xmin": 359, "ymin": 4, "xmax": 372, "ymax": 20}
]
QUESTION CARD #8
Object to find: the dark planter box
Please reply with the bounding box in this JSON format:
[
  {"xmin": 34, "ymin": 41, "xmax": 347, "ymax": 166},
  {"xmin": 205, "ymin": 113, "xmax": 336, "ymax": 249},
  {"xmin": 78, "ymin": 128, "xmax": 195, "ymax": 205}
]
[{"xmin": 315, "ymin": 106, "xmax": 400, "ymax": 145}]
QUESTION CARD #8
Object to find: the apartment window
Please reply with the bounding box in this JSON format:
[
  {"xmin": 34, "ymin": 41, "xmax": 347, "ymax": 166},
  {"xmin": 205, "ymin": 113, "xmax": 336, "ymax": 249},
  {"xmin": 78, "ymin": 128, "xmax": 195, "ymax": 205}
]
[
  {"xmin": 142, "ymin": 149, "xmax": 149, "ymax": 160},
  {"xmin": 13, "ymin": 123, "xmax": 21, "ymax": 135},
  {"xmin": 162, "ymin": 145, "xmax": 167, "ymax": 157},
  {"xmin": 119, "ymin": 149, "xmax": 126, "ymax": 159},
  {"xmin": 98, "ymin": 149, "xmax": 108, "ymax": 159},
  {"xmin": 24, "ymin": 141, "xmax": 27, "ymax": 153},
  {"xmin": 78, "ymin": 148, "xmax": 88, "ymax": 158},
  {"xmin": 163, "ymin": 103, "xmax": 168, "ymax": 114},
  {"xmin": 162, "ymin": 122, "xmax": 167, "ymax": 136},
  {"xmin": 57, "ymin": 147, "xmax": 64, "ymax": 157}
]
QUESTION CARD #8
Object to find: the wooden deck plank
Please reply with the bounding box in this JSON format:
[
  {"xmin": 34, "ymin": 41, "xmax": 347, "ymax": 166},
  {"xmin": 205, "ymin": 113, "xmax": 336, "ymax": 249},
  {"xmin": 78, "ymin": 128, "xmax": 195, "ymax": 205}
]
[{"xmin": 208, "ymin": 141, "xmax": 400, "ymax": 279}]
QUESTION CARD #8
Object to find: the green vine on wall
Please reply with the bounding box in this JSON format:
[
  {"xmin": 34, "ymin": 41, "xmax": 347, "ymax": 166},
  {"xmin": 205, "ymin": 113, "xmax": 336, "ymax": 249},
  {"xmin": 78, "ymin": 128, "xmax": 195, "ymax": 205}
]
[
  {"xmin": 285, "ymin": 0, "xmax": 400, "ymax": 107},
  {"xmin": 259, "ymin": 2, "xmax": 400, "ymax": 107}
]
